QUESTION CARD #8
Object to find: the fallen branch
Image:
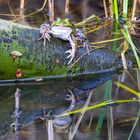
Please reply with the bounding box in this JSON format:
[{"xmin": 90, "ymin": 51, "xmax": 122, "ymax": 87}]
[{"xmin": 0, "ymin": 19, "xmax": 127, "ymax": 80}]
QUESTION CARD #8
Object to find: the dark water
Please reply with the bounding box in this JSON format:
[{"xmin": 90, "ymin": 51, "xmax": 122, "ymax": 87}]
[
  {"xmin": 0, "ymin": 69, "xmax": 140, "ymax": 140},
  {"xmin": 0, "ymin": 0, "xmax": 140, "ymax": 140}
]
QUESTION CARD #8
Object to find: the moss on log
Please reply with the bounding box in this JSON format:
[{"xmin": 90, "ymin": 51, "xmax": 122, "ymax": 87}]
[{"xmin": 0, "ymin": 19, "xmax": 123, "ymax": 80}]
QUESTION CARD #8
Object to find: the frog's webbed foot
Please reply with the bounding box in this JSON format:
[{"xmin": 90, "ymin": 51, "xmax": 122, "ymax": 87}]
[
  {"xmin": 65, "ymin": 36, "xmax": 76, "ymax": 65},
  {"xmin": 75, "ymin": 29, "xmax": 91, "ymax": 53},
  {"xmin": 65, "ymin": 91, "xmax": 75, "ymax": 102},
  {"xmin": 38, "ymin": 23, "xmax": 51, "ymax": 46},
  {"xmin": 65, "ymin": 48, "xmax": 76, "ymax": 65},
  {"xmin": 65, "ymin": 89, "xmax": 76, "ymax": 112}
]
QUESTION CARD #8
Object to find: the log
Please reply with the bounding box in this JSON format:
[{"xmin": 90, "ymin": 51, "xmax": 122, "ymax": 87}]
[{"xmin": 0, "ymin": 19, "xmax": 126, "ymax": 80}]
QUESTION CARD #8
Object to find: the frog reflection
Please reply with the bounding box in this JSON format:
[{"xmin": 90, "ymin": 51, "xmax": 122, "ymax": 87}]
[{"xmin": 45, "ymin": 90, "xmax": 76, "ymax": 133}]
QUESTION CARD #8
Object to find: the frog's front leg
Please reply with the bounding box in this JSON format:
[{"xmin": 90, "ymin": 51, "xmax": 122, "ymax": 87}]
[
  {"xmin": 65, "ymin": 36, "xmax": 77, "ymax": 65},
  {"xmin": 75, "ymin": 29, "xmax": 91, "ymax": 53},
  {"xmin": 38, "ymin": 23, "xmax": 51, "ymax": 46}
]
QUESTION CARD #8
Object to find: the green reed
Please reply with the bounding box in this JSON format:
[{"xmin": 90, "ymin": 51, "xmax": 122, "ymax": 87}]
[
  {"xmin": 122, "ymin": 0, "xmax": 140, "ymax": 70},
  {"xmin": 112, "ymin": 0, "xmax": 119, "ymax": 50},
  {"xmin": 94, "ymin": 80, "xmax": 112, "ymax": 140},
  {"xmin": 111, "ymin": 0, "xmax": 140, "ymax": 70},
  {"xmin": 123, "ymin": 0, "xmax": 128, "ymax": 19}
]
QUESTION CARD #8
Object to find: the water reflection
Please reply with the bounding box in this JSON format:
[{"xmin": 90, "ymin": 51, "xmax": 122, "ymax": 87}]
[{"xmin": 0, "ymin": 69, "xmax": 140, "ymax": 140}]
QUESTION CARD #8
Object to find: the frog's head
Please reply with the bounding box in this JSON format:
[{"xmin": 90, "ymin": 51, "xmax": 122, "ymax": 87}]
[{"xmin": 52, "ymin": 18, "xmax": 73, "ymax": 27}]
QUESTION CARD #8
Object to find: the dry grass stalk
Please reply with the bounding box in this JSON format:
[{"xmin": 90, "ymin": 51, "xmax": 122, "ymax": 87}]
[
  {"xmin": 8, "ymin": 0, "xmax": 16, "ymax": 18},
  {"xmin": 132, "ymin": 0, "xmax": 137, "ymax": 20},
  {"xmin": 48, "ymin": 0, "xmax": 54, "ymax": 22},
  {"xmin": 69, "ymin": 90, "xmax": 93, "ymax": 140},
  {"xmin": 65, "ymin": 0, "xmax": 69, "ymax": 15},
  {"xmin": 108, "ymin": 0, "xmax": 113, "ymax": 17},
  {"xmin": 103, "ymin": 0, "xmax": 108, "ymax": 18},
  {"xmin": 137, "ymin": 69, "xmax": 140, "ymax": 91},
  {"xmin": 19, "ymin": 0, "xmax": 25, "ymax": 16},
  {"xmin": 81, "ymin": 0, "xmax": 89, "ymax": 19},
  {"xmin": 13, "ymin": 0, "xmax": 48, "ymax": 22},
  {"xmin": 106, "ymin": 81, "xmax": 113, "ymax": 140},
  {"xmin": 121, "ymin": 41, "xmax": 128, "ymax": 69}
]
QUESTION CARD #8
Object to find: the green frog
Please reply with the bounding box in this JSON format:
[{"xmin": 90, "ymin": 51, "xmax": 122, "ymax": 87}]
[{"xmin": 38, "ymin": 18, "xmax": 91, "ymax": 65}]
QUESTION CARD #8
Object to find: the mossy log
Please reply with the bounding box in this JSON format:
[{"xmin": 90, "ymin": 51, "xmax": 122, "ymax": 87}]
[{"xmin": 0, "ymin": 19, "xmax": 124, "ymax": 80}]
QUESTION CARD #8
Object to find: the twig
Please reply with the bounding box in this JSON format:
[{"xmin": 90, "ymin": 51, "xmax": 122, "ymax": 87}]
[
  {"xmin": 125, "ymin": 70, "xmax": 137, "ymax": 85},
  {"xmin": 68, "ymin": 46, "xmax": 105, "ymax": 70},
  {"xmin": 13, "ymin": 0, "xmax": 48, "ymax": 22},
  {"xmin": 86, "ymin": 22, "xmax": 110, "ymax": 34},
  {"xmin": 114, "ymin": 70, "xmax": 126, "ymax": 99},
  {"xmin": 8, "ymin": 0, "xmax": 17, "ymax": 18},
  {"xmin": 0, "ymin": 14, "xmax": 20, "ymax": 17},
  {"xmin": 137, "ymin": 69, "xmax": 140, "ymax": 90},
  {"xmin": 75, "ymin": 15, "xmax": 100, "ymax": 27},
  {"xmin": 87, "ymin": 112, "xmax": 93, "ymax": 129},
  {"xmin": 69, "ymin": 90, "xmax": 93, "ymax": 140},
  {"xmin": 90, "ymin": 37, "xmax": 124, "ymax": 45}
]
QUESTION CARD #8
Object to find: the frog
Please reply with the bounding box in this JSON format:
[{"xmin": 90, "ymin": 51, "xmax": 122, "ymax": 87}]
[
  {"xmin": 43, "ymin": 90, "xmax": 76, "ymax": 133},
  {"xmin": 38, "ymin": 18, "xmax": 91, "ymax": 65}
]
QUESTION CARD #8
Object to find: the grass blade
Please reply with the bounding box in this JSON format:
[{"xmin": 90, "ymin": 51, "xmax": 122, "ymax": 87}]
[
  {"xmin": 123, "ymin": 0, "xmax": 128, "ymax": 18},
  {"xmin": 56, "ymin": 99, "xmax": 140, "ymax": 117},
  {"xmin": 114, "ymin": 82, "xmax": 140, "ymax": 97},
  {"xmin": 94, "ymin": 80, "xmax": 112, "ymax": 139},
  {"xmin": 121, "ymin": 26, "xmax": 140, "ymax": 70}
]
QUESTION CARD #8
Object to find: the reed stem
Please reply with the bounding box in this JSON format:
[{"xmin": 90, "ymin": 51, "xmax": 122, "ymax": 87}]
[
  {"xmin": 132, "ymin": 0, "xmax": 137, "ymax": 20},
  {"xmin": 113, "ymin": 0, "xmax": 119, "ymax": 22},
  {"xmin": 19, "ymin": 0, "xmax": 25, "ymax": 16},
  {"xmin": 109, "ymin": 0, "xmax": 113, "ymax": 17},
  {"xmin": 103, "ymin": 0, "xmax": 108, "ymax": 18},
  {"xmin": 94, "ymin": 80, "xmax": 112, "ymax": 139},
  {"xmin": 123, "ymin": 0, "xmax": 128, "ymax": 18},
  {"xmin": 65, "ymin": 0, "xmax": 69, "ymax": 15},
  {"xmin": 69, "ymin": 90, "xmax": 93, "ymax": 140},
  {"xmin": 48, "ymin": 0, "xmax": 54, "ymax": 22},
  {"xmin": 13, "ymin": 0, "xmax": 48, "ymax": 22},
  {"xmin": 106, "ymin": 81, "xmax": 113, "ymax": 140},
  {"xmin": 128, "ymin": 70, "xmax": 140, "ymax": 140}
]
